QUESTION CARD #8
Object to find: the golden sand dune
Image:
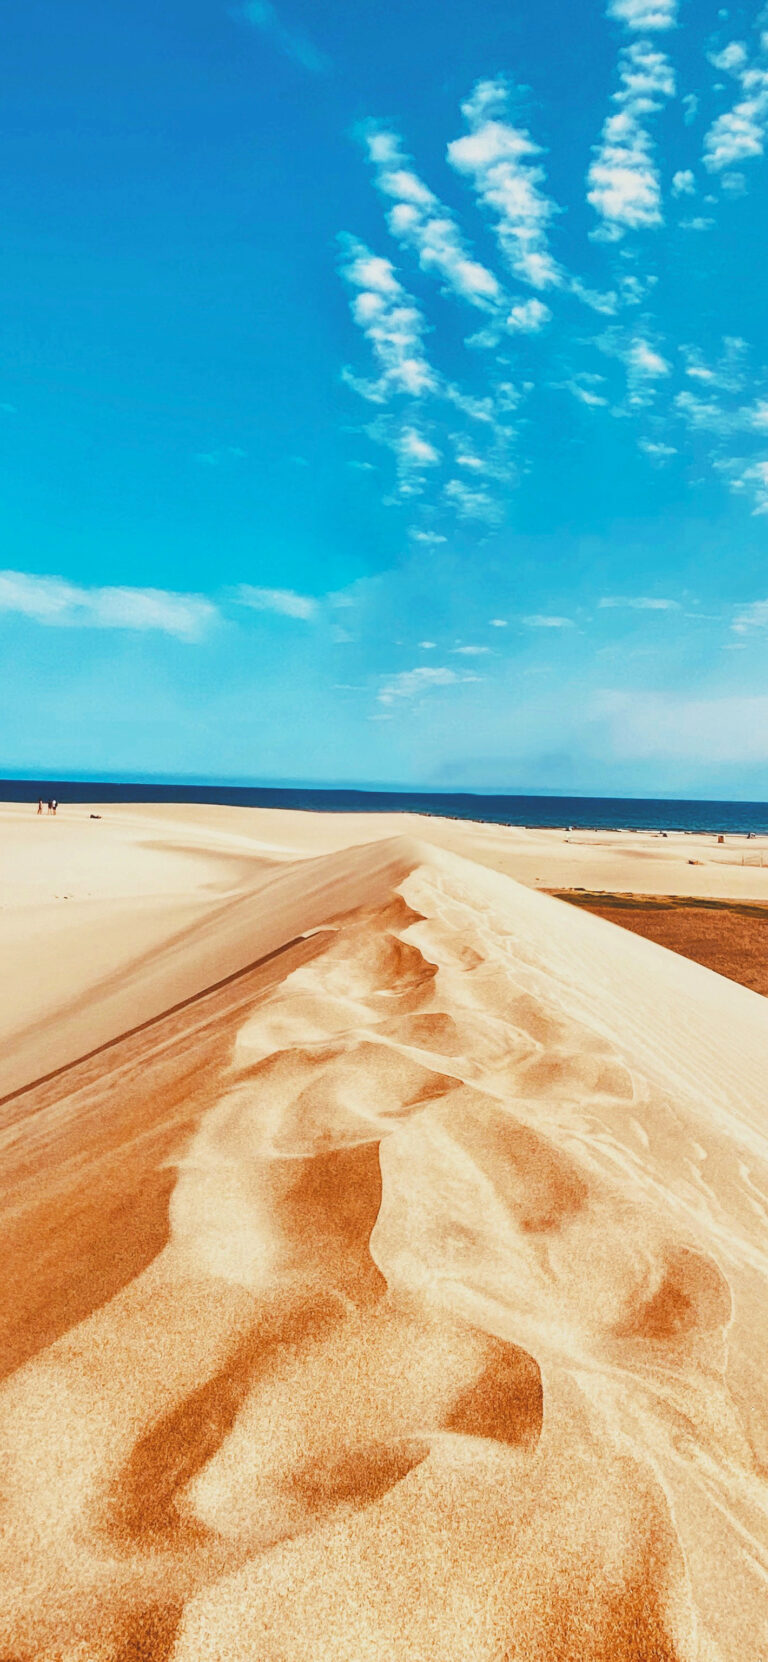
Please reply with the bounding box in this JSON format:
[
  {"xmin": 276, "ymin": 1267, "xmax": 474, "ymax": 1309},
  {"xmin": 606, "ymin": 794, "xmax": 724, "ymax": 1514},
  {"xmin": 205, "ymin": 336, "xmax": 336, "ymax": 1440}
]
[{"xmin": 2, "ymin": 828, "xmax": 768, "ymax": 1659}]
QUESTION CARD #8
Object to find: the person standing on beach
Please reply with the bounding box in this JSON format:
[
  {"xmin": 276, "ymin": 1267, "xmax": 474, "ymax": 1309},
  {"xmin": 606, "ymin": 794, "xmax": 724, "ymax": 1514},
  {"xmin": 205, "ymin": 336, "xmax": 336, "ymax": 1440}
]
[{"xmin": 37, "ymin": 800, "xmax": 43, "ymax": 815}]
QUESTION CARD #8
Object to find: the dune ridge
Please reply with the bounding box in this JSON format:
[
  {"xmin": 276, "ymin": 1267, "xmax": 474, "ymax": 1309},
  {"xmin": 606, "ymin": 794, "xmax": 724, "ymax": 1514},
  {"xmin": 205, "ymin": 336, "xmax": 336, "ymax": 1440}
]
[{"xmin": 2, "ymin": 835, "xmax": 768, "ymax": 1658}]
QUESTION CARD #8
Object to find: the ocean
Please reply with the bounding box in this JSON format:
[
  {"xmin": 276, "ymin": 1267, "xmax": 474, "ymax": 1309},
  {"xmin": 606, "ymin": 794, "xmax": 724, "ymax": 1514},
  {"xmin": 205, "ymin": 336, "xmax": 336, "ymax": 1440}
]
[{"xmin": 3, "ymin": 779, "xmax": 768, "ymax": 836}]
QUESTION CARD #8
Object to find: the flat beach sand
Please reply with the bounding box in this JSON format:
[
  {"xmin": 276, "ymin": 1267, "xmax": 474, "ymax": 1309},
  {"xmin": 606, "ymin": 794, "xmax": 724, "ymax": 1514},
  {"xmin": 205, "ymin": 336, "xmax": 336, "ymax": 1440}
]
[{"xmin": 2, "ymin": 799, "xmax": 768, "ymax": 1659}]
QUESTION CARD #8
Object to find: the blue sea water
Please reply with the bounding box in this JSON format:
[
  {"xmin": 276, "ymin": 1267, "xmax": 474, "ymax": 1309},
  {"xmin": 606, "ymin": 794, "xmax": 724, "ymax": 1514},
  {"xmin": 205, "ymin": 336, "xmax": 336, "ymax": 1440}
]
[{"xmin": 3, "ymin": 778, "xmax": 768, "ymax": 836}]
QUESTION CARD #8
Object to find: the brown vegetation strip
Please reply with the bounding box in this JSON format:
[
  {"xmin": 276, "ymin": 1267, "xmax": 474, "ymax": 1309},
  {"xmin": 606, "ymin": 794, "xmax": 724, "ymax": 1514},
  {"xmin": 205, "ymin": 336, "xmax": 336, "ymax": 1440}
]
[{"xmin": 550, "ymin": 892, "xmax": 768, "ymax": 998}]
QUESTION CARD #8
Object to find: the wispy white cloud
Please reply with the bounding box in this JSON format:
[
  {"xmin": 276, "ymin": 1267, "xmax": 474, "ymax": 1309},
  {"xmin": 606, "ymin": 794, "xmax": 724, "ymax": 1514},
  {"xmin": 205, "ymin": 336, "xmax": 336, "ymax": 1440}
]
[
  {"xmin": 453, "ymin": 443, "xmax": 489, "ymax": 472},
  {"xmin": 626, "ymin": 336, "xmax": 671, "ymax": 401},
  {"xmin": 195, "ymin": 445, "xmax": 247, "ymax": 467},
  {"xmin": 732, "ymin": 598, "xmax": 768, "ymax": 631},
  {"xmin": 704, "ymin": 31, "xmax": 768, "ymax": 175},
  {"xmin": 452, "ymin": 643, "xmax": 492, "ymax": 655},
  {"xmin": 448, "ymin": 78, "xmax": 563, "ymax": 290},
  {"xmin": 339, "ymin": 234, "xmax": 518, "ymax": 514},
  {"xmin": 444, "ymin": 477, "xmax": 501, "ymax": 522},
  {"xmin": 361, "ymin": 127, "xmax": 503, "ymax": 313},
  {"xmin": 588, "ymin": 42, "xmax": 675, "ymax": 237},
  {"xmin": 0, "ymin": 571, "xmax": 217, "ymax": 640},
  {"xmin": 570, "ymin": 279, "xmax": 619, "ymax": 315},
  {"xmin": 607, "ymin": 0, "xmax": 677, "ymax": 30},
  {"xmin": 735, "ymin": 459, "xmax": 768, "ymax": 514},
  {"xmin": 672, "ymin": 168, "xmax": 696, "ymax": 196},
  {"xmin": 233, "ymin": 0, "xmax": 330, "ymax": 73},
  {"xmin": 523, "ymin": 613, "xmax": 574, "ymax": 627},
  {"xmin": 234, "ymin": 584, "xmax": 318, "ymax": 620},
  {"xmin": 506, "ymin": 297, "xmax": 552, "ymax": 333},
  {"xmin": 674, "ymin": 388, "xmax": 731, "ymax": 431},
  {"xmin": 638, "ymin": 436, "xmax": 677, "ymax": 457},
  {"xmin": 561, "ymin": 373, "xmax": 609, "ymax": 408},
  {"xmin": 394, "ymin": 425, "xmax": 441, "ymax": 495},
  {"xmin": 599, "ymin": 595, "xmax": 679, "ymax": 609},
  {"xmin": 339, "ymin": 237, "xmax": 436, "ymax": 403},
  {"xmin": 378, "ymin": 665, "xmax": 478, "ymax": 704},
  {"xmin": 681, "ymin": 336, "xmax": 747, "ymax": 394},
  {"xmin": 670, "ymin": 333, "xmax": 768, "ymax": 515},
  {"xmin": 409, "ymin": 529, "xmax": 447, "ymax": 544}
]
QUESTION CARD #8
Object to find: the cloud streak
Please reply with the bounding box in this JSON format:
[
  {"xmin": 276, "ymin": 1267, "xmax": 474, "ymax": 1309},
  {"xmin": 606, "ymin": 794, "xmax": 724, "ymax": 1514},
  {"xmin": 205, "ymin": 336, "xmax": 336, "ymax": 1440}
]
[
  {"xmin": 233, "ymin": 1, "xmax": 330, "ymax": 73},
  {"xmin": 732, "ymin": 598, "xmax": 768, "ymax": 632},
  {"xmin": 599, "ymin": 595, "xmax": 679, "ymax": 609},
  {"xmin": 0, "ymin": 571, "xmax": 217, "ymax": 640},
  {"xmin": 378, "ymin": 665, "xmax": 475, "ymax": 704},
  {"xmin": 234, "ymin": 585, "xmax": 318, "ymax": 620}
]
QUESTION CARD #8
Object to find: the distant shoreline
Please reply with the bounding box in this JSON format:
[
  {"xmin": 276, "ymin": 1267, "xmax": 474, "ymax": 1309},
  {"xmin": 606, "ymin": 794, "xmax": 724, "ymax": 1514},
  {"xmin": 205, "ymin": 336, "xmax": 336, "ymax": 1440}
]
[{"xmin": 2, "ymin": 779, "xmax": 768, "ymax": 837}]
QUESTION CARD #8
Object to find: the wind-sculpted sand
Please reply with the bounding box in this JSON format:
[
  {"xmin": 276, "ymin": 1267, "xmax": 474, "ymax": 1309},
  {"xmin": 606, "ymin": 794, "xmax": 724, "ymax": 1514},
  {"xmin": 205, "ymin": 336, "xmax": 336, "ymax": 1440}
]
[{"xmin": 2, "ymin": 828, "xmax": 768, "ymax": 1659}]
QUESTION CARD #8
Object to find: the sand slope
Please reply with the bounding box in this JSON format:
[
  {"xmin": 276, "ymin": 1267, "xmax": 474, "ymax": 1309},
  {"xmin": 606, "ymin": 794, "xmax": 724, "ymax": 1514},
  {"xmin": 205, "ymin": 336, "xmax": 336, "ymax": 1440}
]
[{"xmin": 2, "ymin": 831, "xmax": 768, "ymax": 1659}]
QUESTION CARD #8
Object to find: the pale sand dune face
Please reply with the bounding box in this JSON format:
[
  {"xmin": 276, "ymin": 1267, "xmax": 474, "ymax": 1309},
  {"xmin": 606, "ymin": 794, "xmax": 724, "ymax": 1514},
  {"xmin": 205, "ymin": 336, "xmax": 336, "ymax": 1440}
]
[{"xmin": 1, "ymin": 834, "xmax": 768, "ymax": 1658}]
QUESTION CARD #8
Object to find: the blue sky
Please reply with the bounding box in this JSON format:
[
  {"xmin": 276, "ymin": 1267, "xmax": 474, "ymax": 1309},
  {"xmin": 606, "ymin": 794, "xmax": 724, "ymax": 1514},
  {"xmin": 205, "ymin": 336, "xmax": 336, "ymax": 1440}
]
[{"xmin": 2, "ymin": 0, "xmax": 768, "ymax": 795}]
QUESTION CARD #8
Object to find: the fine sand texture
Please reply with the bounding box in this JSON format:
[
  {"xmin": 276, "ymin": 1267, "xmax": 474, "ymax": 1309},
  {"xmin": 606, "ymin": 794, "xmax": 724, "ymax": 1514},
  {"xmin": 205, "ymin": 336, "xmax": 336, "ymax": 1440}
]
[{"xmin": 2, "ymin": 803, "xmax": 768, "ymax": 1659}]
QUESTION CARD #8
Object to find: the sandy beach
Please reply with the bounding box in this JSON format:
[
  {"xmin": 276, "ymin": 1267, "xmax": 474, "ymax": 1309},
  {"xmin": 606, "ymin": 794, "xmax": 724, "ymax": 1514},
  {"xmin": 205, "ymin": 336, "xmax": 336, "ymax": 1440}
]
[{"xmin": 2, "ymin": 799, "xmax": 768, "ymax": 1659}]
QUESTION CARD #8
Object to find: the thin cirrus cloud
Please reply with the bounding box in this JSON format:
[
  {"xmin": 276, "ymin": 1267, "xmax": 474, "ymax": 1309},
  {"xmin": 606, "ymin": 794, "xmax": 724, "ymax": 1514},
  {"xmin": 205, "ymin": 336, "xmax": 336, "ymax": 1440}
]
[
  {"xmin": 523, "ymin": 614, "xmax": 574, "ymax": 627},
  {"xmin": 444, "ymin": 477, "xmax": 501, "ymax": 522},
  {"xmin": 599, "ymin": 595, "xmax": 679, "ymax": 609},
  {"xmin": 232, "ymin": 1, "xmax": 330, "ymax": 74},
  {"xmin": 234, "ymin": 584, "xmax": 318, "ymax": 620},
  {"xmin": 447, "ymin": 78, "xmax": 563, "ymax": 291},
  {"xmin": 587, "ymin": 41, "xmax": 675, "ymax": 238},
  {"xmin": 625, "ymin": 336, "xmax": 671, "ymax": 403},
  {"xmin": 639, "ymin": 437, "xmax": 678, "ymax": 458},
  {"xmin": 0, "ymin": 570, "xmax": 217, "ymax": 640},
  {"xmin": 393, "ymin": 425, "xmax": 442, "ymax": 495},
  {"xmin": 669, "ymin": 337, "xmax": 768, "ymax": 514},
  {"xmin": 736, "ymin": 460, "xmax": 768, "ymax": 514},
  {"xmin": 562, "ymin": 376, "xmax": 609, "ymax": 408},
  {"xmin": 378, "ymin": 665, "xmax": 477, "ymax": 704},
  {"xmin": 732, "ymin": 599, "xmax": 768, "ymax": 632}
]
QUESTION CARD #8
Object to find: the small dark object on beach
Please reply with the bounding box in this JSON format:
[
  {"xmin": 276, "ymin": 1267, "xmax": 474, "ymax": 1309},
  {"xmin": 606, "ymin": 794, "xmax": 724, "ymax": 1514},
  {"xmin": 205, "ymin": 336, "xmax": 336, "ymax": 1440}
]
[{"xmin": 90, "ymin": 814, "xmax": 102, "ymax": 820}]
